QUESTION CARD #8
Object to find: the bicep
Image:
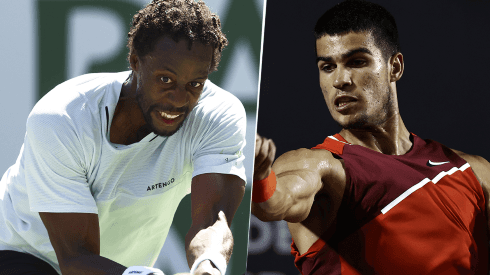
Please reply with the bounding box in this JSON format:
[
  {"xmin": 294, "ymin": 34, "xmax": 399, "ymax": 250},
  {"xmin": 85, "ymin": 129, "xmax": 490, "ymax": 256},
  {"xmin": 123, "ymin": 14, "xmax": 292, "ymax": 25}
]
[
  {"xmin": 252, "ymin": 148, "xmax": 342, "ymax": 223},
  {"xmin": 39, "ymin": 212, "xmax": 100, "ymax": 267},
  {"xmin": 190, "ymin": 173, "xmax": 245, "ymax": 227}
]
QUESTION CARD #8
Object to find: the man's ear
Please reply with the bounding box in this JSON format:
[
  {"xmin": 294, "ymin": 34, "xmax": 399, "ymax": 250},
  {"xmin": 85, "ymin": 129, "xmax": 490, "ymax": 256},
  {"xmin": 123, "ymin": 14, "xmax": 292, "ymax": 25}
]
[
  {"xmin": 389, "ymin": 52, "xmax": 404, "ymax": 82},
  {"xmin": 129, "ymin": 53, "xmax": 140, "ymax": 72}
]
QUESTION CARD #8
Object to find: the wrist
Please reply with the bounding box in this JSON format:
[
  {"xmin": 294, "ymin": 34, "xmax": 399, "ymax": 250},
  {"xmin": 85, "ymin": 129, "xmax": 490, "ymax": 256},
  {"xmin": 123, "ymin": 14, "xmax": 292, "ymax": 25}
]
[{"xmin": 252, "ymin": 170, "xmax": 277, "ymax": 203}]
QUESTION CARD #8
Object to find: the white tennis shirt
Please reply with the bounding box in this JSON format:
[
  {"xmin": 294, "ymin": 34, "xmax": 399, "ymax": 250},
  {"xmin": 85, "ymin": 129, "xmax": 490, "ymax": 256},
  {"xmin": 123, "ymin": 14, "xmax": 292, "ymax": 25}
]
[{"xmin": 0, "ymin": 71, "xmax": 246, "ymax": 274}]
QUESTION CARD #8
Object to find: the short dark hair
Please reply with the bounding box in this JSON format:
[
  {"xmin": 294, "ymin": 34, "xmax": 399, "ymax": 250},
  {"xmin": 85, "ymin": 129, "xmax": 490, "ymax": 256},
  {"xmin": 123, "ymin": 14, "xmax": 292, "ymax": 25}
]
[
  {"xmin": 127, "ymin": 0, "xmax": 228, "ymax": 72},
  {"xmin": 314, "ymin": 0, "xmax": 400, "ymax": 61}
]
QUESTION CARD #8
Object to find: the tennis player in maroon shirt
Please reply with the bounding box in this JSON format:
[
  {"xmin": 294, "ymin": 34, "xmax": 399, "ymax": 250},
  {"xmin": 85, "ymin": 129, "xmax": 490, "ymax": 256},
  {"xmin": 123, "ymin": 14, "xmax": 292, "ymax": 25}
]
[{"xmin": 252, "ymin": 0, "xmax": 490, "ymax": 274}]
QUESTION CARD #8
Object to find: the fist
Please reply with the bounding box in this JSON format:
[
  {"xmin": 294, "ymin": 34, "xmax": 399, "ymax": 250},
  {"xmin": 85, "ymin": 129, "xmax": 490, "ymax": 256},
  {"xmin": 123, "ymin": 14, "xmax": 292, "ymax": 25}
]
[
  {"xmin": 254, "ymin": 134, "xmax": 276, "ymax": 181},
  {"xmin": 192, "ymin": 260, "xmax": 221, "ymax": 275}
]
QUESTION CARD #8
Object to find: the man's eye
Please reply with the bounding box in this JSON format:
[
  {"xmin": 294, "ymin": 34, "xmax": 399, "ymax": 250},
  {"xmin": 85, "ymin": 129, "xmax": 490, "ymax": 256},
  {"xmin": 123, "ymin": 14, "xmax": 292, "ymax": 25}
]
[
  {"xmin": 350, "ymin": 59, "xmax": 366, "ymax": 66},
  {"xmin": 321, "ymin": 64, "xmax": 334, "ymax": 72},
  {"xmin": 160, "ymin": 77, "xmax": 172, "ymax": 84},
  {"xmin": 189, "ymin": 82, "xmax": 202, "ymax": 88}
]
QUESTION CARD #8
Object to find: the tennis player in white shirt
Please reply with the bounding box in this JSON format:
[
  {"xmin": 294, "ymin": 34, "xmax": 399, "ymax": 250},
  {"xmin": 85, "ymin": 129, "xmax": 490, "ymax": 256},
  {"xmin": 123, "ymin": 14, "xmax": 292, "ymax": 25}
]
[{"xmin": 0, "ymin": 1, "xmax": 246, "ymax": 274}]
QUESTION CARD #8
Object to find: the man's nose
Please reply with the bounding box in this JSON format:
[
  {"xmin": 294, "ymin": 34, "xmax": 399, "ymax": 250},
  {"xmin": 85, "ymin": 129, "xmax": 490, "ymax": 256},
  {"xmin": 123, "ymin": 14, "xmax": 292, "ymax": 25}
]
[
  {"xmin": 333, "ymin": 66, "xmax": 352, "ymax": 90},
  {"xmin": 166, "ymin": 85, "xmax": 188, "ymax": 108}
]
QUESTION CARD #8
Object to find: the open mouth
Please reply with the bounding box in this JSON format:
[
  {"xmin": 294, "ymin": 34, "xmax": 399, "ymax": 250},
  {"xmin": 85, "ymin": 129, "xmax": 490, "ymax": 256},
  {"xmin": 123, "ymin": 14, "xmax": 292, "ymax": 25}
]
[
  {"xmin": 158, "ymin": 110, "xmax": 183, "ymax": 124},
  {"xmin": 334, "ymin": 96, "xmax": 357, "ymax": 111}
]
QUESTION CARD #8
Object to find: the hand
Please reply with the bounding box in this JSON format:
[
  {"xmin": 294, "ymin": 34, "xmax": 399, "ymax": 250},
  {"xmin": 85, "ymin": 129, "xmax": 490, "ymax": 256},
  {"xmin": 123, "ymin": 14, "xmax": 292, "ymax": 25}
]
[
  {"xmin": 254, "ymin": 134, "xmax": 276, "ymax": 181},
  {"xmin": 192, "ymin": 260, "xmax": 221, "ymax": 275},
  {"xmin": 122, "ymin": 266, "xmax": 165, "ymax": 275}
]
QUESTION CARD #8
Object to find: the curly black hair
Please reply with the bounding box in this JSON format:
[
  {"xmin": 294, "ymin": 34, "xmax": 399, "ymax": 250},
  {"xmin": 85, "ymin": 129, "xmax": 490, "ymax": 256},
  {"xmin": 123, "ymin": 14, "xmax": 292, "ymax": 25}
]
[{"xmin": 127, "ymin": 0, "xmax": 228, "ymax": 72}]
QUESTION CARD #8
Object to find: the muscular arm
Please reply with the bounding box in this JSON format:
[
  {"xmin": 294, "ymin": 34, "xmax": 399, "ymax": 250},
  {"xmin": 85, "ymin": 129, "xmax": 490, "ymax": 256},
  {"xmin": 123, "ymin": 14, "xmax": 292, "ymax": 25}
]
[
  {"xmin": 252, "ymin": 148, "xmax": 339, "ymax": 223},
  {"xmin": 185, "ymin": 173, "xmax": 245, "ymax": 275},
  {"xmin": 39, "ymin": 212, "xmax": 127, "ymax": 275}
]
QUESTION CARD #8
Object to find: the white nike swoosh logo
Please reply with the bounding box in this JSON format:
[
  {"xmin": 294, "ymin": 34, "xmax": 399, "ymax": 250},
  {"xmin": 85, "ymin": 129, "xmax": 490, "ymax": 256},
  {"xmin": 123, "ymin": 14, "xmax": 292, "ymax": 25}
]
[{"xmin": 428, "ymin": 160, "xmax": 450, "ymax": 166}]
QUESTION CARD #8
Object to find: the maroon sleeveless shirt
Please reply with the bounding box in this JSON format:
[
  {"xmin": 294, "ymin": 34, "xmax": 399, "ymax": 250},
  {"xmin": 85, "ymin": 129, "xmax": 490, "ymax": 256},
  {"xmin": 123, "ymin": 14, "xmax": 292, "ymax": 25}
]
[{"xmin": 291, "ymin": 133, "xmax": 488, "ymax": 275}]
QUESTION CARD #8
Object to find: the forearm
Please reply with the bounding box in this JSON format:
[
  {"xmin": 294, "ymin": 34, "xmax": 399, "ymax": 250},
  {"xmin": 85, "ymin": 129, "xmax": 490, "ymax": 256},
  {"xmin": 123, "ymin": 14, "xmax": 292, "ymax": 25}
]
[
  {"xmin": 251, "ymin": 178, "xmax": 294, "ymax": 221},
  {"xmin": 185, "ymin": 211, "xmax": 232, "ymax": 274},
  {"xmin": 59, "ymin": 251, "xmax": 126, "ymax": 275},
  {"xmin": 252, "ymin": 170, "xmax": 322, "ymax": 223}
]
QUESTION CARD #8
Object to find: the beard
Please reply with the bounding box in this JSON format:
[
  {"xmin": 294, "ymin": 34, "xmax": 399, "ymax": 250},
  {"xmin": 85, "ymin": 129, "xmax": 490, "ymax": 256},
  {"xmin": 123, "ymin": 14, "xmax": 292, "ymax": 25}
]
[
  {"xmin": 340, "ymin": 113, "xmax": 370, "ymax": 130},
  {"xmin": 337, "ymin": 86, "xmax": 395, "ymax": 130},
  {"xmin": 135, "ymin": 88, "xmax": 190, "ymax": 137}
]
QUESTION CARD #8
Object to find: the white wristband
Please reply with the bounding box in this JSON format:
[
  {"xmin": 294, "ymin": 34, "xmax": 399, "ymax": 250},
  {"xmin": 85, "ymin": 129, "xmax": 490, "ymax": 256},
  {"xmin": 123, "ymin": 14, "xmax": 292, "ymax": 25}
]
[
  {"xmin": 122, "ymin": 266, "xmax": 165, "ymax": 275},
  {"xmin": 190, "ymin": 252, "xmax": 227, "ymax": 275}
]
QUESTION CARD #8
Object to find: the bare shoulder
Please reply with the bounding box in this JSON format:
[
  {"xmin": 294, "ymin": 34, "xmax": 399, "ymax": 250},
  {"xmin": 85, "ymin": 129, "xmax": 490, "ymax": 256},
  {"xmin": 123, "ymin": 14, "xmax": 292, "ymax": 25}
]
[
  {"xmin": 451, "ymin": 148, "xmax": 490, "ymax": 190},
  {"xmin": 451, "ymin": 149, "xmax": 490, "ymax": 174}
]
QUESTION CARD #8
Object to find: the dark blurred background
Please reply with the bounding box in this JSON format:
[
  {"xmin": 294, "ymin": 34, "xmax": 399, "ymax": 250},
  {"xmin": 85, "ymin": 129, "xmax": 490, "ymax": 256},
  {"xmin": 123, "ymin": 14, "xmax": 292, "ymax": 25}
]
[{"xmin": 247, "ymin": 0, "xmax": 490, "ymax": 274}]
